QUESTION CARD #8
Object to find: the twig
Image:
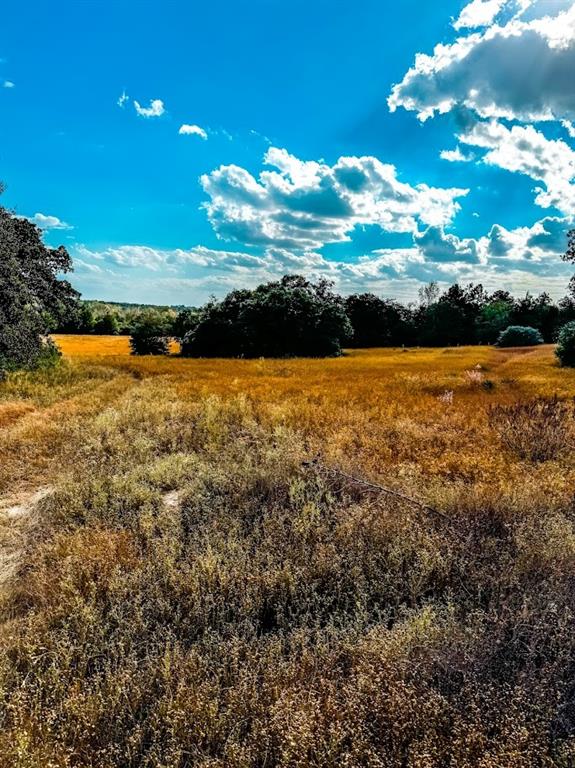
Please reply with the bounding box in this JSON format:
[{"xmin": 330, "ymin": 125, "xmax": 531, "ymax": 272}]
[{"xmin": 302, "ymin": 458, "xmax": 451, "ymax": 523}]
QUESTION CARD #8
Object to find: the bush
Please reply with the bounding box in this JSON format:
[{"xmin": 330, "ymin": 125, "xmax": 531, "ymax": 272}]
[
  {"xmin": 489, "ymin": 396, "xmax": 573, "ymax": 462},
  {"xmin": 556, "ymin": 321, "xmax": 575, "ymax": 367},
  {"xmin": 182, "ymin": 275, "xmax": 352, "ymax": 358},
  {"xmin": 496, "ymin": 325, "xmax": 543, "ymax": 347},
  {"xmin": 130, "ymin": 311, "xmax": 171, "ymax": 356}
]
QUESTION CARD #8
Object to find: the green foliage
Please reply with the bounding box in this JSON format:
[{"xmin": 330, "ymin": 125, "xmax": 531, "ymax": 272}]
[
  {"xmin": 345, "ymin": 293, "xmax": 409, "ymax": 347},
  {"xmin": 497, "ymin": 325, "xmax": 544, "ymax": 348},
  {"xmin": 129, "ymin": 310, "xmax": 171, "ymax": 355},
  {"xmin": 93, "ymin": 312, "xmax": 121, "ymax": 335},
  {"xmin": 182, "ymin": 275, "xmax": 352, "ymax": 358},
  {"xmin": 0, "ymin": 197, "xmax": 79, "ymax": 372},
  {"xmin": 476, "ymin": 299, "xmax": 513, "ymax": 344},
  {"xmin": 556, "ymin": 321, "xmax": 575, "ymax": 367},
  {"xmin": 172, "ymin": 307, "xmax": 200, "ymax": 340}
]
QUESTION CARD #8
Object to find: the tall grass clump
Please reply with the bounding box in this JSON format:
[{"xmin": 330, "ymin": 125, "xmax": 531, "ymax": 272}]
[{"xmin": 489, "ymin": 395, "xmax": 573, "ymax": 462}]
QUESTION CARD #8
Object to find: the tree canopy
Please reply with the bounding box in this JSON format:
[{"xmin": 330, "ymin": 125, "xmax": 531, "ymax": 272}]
[
  {"xmin": 0, "ymin": 195, "xmax": 79, "ymax": 371},
  {"xmin": 182, "ymin": 276, "xmax": 352, "ymax": 358}
]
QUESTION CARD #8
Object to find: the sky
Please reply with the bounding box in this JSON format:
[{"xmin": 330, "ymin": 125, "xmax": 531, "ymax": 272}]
[{"xmin": 1, "ymin": 0, "xmax": 575, "ymax": 305}]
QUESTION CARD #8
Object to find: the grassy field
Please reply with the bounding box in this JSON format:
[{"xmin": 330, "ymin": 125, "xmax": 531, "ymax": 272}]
[{"xmin": 2, "ymin": 335, "xmax": 575, "ymax": 766}]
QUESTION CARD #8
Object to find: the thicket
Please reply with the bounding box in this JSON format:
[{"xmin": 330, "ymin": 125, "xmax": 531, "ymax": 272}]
[{"xmin": 181, "ymin": 275, "xmax": 352, "ymax": 358}]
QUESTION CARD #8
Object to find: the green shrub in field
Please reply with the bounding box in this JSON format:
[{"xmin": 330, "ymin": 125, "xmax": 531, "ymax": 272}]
[
  {"xmin": 556, "ymin": 321, "xmax": 575, "ymax": 367},
  {"xmin": 496, "ymin": 325, "xmax": 543, "ymax": 348},
  {"xmin": 130, "ymin": 310, "xmax": 171, "ymax": 355}
]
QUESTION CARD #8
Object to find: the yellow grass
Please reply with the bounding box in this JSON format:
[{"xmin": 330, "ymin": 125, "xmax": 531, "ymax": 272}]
[{"xmin": 1, "ymin": 335, "xmax": 575, "ymax": 766}]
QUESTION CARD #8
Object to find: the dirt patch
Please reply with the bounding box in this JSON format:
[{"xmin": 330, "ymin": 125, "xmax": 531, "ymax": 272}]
[
  {"xmin": 163, "ymin": 490, "xmax": 182, "ymax": 511},
  {"xmin": 0, "ymin": 486, "xmax": 53, "ymax": 589}
]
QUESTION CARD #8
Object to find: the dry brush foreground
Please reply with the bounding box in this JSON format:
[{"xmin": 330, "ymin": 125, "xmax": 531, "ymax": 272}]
[{"xmin": 2, "ymin": 336, "xmax": 575, "ymax": 766}]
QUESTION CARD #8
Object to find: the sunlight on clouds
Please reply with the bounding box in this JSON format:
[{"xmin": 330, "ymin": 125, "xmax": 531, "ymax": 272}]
[
  {"xmin": 454, "ymin": 0, "xmax": 507, "ymax": 30},
  {"xmin": 389, "ymin": 2, "xmax": 575, "ymax": 123},
  {"xmin": 200, "ymin": 147, "xmax": 468, "ymax": 250}
]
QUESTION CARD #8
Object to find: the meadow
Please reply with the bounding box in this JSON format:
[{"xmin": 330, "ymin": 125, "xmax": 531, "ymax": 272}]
[{"xmin": 2, "ymin": 336, "xmax": 575, "ymax": 766}]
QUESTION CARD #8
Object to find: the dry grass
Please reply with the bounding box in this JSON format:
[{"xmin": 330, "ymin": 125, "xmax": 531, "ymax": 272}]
[{"xmin": 1, "ymin": 336, "xmax": 575, "ymax": 766}]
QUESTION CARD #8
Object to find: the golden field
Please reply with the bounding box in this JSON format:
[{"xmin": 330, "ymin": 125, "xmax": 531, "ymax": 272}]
[{"xmin": 2, "ymin": 335, "xmax": 575, "ymax": 766}]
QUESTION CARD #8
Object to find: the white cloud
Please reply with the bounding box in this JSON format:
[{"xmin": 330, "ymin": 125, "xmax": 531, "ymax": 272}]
[
  {"xmin": 133, "ymin": 98, "xmax": 165, "ymax": 118},
  {"xmin": 28, "ymin": 213, "xmax": 73, "ymax": 230},
  {"xmin": 200, "ymin": 147, "xmax": 468, "ymax": 250},
  {"xmin": 414, "ymin": 226, "xmax": 483, "ymax": 263},
  {"xmin": 117, "ymin": 90, "xmax": 129, "ymax": 108},
  {"xmin": 3, "ymin": 80, "xmax": 14, "ymax": 89},
  {"xmin": 179, "ymin": 124, "xmax": 208, "ymax": 139},
  {"xmin": 454, "ymin": 0, "xmax": 507, "ymax": 30},
  {"xmin": 71, "ymin": 210, "xmax": 573, "ymax": 305},
  {"xmin": 457, "ymin": 119, "xmax": 575, "ymax": 212},
  {"xmin": 389, "ymin": 2, "xmax": 575, "ymax": 123},
  {"xmin": 440, "ymin": 146, "xmax": 474, "ymax": 162}
]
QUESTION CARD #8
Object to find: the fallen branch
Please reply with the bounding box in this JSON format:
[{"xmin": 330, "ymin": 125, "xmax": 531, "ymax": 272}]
[{"xmin": 302, "ymin": 458, "xmax": 451, "ymax": 523}]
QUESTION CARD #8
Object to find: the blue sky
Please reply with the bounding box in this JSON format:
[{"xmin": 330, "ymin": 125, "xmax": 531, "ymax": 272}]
[{"xmin": 1, "ymin": 0, "xmax": 575, "ymax": 304}]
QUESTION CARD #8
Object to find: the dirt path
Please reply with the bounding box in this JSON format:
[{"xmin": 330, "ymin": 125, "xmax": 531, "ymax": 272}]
[{"xmin": 0, "ymin": 486, "xmax": 52, "ymax": 590}]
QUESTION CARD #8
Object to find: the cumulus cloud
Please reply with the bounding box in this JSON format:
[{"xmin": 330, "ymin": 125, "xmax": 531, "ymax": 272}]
[
  {"xmin": 453, "ymin": 0, "xmax": 507, "ymax": 30},
  {"xmin": 28, "ymin": 213, "xmax": 73, "ymax": 230},
  {"xmin": 179, "ymin": 124, "xmax": 208, "ymax": 139},
  {"xmin": 389, "ymin": 1, "xmax": 575, "ymax": 123},
  {"xmin": 414, "ymin": 226, "xmax": 482, "ymax": 263},
  {"xmin": 457, "ymin": 118, "xmax": 575, "ymax": 212},
  {"xmin": 134, "ymin": 98, "xmax": 165, "ymax": 118},
  {"xmin": 3, "ymin": 80, "xmax": 14, "ymax": 89},
  {"xmin": 117, "ymin": 90, "xmax": 129, "ymax": 108},
  {"xmin": 72, "ymin": 208, "xmax": 573, "ymax": 305},
  {"xmin": 200, "ymin": 147, "xmax": 468, "ymax": 250}
]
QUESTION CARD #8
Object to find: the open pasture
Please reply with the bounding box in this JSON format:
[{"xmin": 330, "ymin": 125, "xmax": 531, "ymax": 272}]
[{"xmin": 2, "ymin": 337, "xmax": 575, "ymax": 766}]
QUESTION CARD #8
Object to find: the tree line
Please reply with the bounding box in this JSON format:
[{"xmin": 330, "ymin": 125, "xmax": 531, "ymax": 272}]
[
  {"xmin": 56, "ymin": 280, "xmax": 575, "ymax": 352},
  {"xmin": 3, "ymin": 192, "xmax": 575, "ymax": 370},
  {"xmin": 119, "ymin": 275, "xmax": 575, "ymax": 360}
]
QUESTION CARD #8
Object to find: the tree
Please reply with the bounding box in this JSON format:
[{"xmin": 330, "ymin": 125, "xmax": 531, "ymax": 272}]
[
  {"xmin": 345, "ymin": 294, "xmax": 406, "ymax": 347},
  {"xmin": 0, "ymin": 193, "xmax": 79, "ymax": 371},
  {"xmin": 182, "ymin": 276, "xmax": 352, "ymax": 358},
  {"xmin": 94, "ymin": 312, "xmax": 121, "ymax": 335},
  {"xmin": 415, "ymin": 283, "xmax": 487, "ymax": 346},
  {"xmin": 130, "ymin": 310, "xmax": 171, "ymax": 355},
  {"xmin": 172, "ymin": 308, "xmax": 200, "ymax": 341},
  {"xmin": 418, "ymin": 281, "xmax": 440, "ymax": 308},
  {"xmin": 476, "ymin": 299, "xmax": 512, "ymax": 344},
  {"xmin": 561, "ymin": 229, "xmax": 575, "ymax": 299},
  {"xmin": 556, "ymin": 322, "xmax": 575, "ymax": 367}
]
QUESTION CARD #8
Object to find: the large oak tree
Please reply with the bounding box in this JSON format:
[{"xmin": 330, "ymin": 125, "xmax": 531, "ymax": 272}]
[{"xmin": 0, "ymin": 193, "xmax": 79, "ymax": 371}]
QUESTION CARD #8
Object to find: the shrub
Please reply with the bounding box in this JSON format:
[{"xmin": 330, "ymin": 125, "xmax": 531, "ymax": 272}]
[
  {"xmin": 496, "ymin": 325, "xmax": 543, "ymax": 347},
  {"xmin": 489, "ymin": 396, "xmax": 573, "ymax": 462},
  {"xmin": 556, "ymin": 321, "xmax": 575, "ymax": 367},
  {"xmin": 130, "ymin": 311, "xmax": 171, "ymax": 356}
]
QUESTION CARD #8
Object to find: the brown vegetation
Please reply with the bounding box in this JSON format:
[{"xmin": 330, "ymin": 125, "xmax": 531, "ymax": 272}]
[{"xmin": 1, "ymin": 337, "xmax": 575, "ymax": 766}]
